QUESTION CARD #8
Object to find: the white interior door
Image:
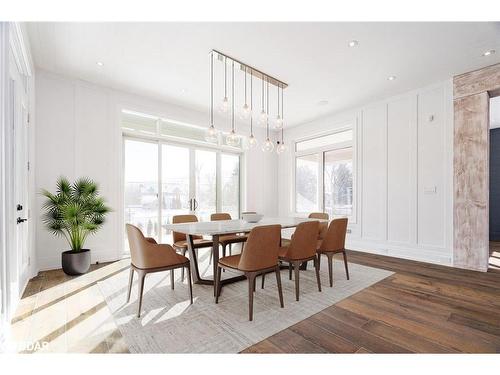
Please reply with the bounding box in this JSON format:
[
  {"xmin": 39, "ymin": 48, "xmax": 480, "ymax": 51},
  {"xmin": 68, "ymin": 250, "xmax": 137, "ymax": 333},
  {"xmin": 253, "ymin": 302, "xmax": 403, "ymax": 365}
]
[{"xmin": 10, "ymin": 49, "xmax": 30, "ymax": 296}]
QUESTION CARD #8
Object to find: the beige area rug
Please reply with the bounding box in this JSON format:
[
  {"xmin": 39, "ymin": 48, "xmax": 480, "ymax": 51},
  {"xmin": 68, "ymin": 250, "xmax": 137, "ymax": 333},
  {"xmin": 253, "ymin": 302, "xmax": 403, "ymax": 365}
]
[{"xmin": 98, "ymin": 250, "xmax": 393, "ymax": 353}]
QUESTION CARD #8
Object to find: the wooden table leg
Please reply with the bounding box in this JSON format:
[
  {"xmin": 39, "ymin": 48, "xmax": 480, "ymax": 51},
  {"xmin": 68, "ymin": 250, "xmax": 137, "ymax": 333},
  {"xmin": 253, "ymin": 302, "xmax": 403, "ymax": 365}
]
[
  {"xmin": 186, "ymin": 234, "xmax": 202, "ymax": 284},
  {"xmin": 212, "ymin": 234, "xmax": 219, "ymax": 296}
]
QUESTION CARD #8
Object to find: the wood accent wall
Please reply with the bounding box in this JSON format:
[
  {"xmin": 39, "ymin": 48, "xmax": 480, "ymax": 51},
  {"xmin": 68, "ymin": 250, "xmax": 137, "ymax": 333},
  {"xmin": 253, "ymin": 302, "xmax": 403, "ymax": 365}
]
[{"xmin": 453, "ymin": 63, "xmax": 500, "ymax": 271}]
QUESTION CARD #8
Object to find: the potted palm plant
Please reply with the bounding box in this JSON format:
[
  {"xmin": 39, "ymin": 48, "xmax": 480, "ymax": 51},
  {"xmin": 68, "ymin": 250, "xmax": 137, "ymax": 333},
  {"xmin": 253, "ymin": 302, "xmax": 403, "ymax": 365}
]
[{"xmin": 41, "ymin": 177, "xmax": 111, "ymax": 275}]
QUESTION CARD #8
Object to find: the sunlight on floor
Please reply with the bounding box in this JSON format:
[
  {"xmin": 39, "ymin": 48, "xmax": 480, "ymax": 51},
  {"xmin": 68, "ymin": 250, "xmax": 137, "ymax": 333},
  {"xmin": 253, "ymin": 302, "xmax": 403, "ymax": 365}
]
[{"xmin": 9, "ymin": 260, "xmax": 130, "ymax": 353}]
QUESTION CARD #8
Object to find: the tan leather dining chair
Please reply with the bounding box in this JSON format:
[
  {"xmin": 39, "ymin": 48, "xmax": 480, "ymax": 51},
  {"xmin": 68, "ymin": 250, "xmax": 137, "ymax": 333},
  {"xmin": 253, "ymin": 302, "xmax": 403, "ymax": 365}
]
[
  {"xmin": 317, "ymin": 218, "xmax": 349, "ymax": 287},
  {"xmin": 215, "ymin": 224, "xmax": 284, "ymax": 321},
  {"xmin": 210, "ymin": 213, "xmax": 248, "ymax": 257},
  {"xmin": 126, "ymin": 224, "xmax": 193, "ymax": 318},
  {"xmin": 265, "ymin": 221, "xmax": 321, "ymax": 301},
  {"xmin": 309, "ymin": 212, "xmax": 329, "ymax": 240},
  {"xmin": 172, "ymin": 214, "xmax": 213, "ymax": 280}
]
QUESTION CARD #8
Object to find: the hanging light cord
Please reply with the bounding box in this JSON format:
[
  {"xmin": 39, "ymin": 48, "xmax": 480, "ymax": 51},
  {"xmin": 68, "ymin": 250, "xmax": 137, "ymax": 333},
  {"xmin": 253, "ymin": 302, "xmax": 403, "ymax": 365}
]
[
  {"xmin": 210, "ymin": 52, "xmax": 213, "ymax": 126},
  {"xmin": 224, "ymin": 56, "xmax": 227, "ymax": 98},
  {"xmin": 277, "ymin": 83, "xmax": 280, "ymax": 118},
  {"xmin": 266, "ymin": 77, "xmax": 269, "ymax": 139},
  {"xmin": 250, "ymin": 69, "xmax": 253, "ymax": 135},
  {"xmin": 281, "ymin": 85, "xmax": 284, "ymax": 143},
  {"xmin": 232, "ymin": 60, "xmax": 235, "ymax": 132},
  {"xmin": 244, "ymin": 67, "xmax": 247, "ymax": 106}
]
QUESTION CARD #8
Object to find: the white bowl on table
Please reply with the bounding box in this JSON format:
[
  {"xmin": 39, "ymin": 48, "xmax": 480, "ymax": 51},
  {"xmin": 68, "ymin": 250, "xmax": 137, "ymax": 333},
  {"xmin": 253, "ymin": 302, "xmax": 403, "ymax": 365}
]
[{"xmin": 241, "ymin": 213, "xmax": 264, "ymax": 223}]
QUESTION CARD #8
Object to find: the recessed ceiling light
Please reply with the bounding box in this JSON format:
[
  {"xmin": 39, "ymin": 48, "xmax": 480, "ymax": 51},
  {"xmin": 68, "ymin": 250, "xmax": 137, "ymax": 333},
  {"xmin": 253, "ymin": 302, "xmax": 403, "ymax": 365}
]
[
  {"xmin": 348, "ymin": 40, "xmax": 359, "ymax": 48},
  {"xmin": 318, "ymin": 100, "xmax": 329, "ymax": 106},
  {"xmin": 181, "ymin": 88, "xmax": 188, "ymax": 94},
  {"xmin": 483, "ymin": 49, "xmax": 495, "ymax": 56},
  {"xmin": 96, "ymin": 61, "xmax": 104, "ymax": 67},
  {"xmin": 387, "ymin": 75, "xmax": 396, "ymax": 81}
]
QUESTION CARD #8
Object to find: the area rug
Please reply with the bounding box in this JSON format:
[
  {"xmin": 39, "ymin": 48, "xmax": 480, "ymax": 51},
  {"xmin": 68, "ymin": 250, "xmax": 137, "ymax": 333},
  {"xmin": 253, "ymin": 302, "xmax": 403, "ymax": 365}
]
[{"xmin": 98, "ymin": 251, "xmax": 393, "ymax": 353}]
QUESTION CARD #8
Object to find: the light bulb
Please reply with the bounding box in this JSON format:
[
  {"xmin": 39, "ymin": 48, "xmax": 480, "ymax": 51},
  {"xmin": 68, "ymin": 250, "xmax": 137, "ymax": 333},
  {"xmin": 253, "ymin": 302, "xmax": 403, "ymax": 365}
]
[
  {"xmin": 205, "ymin": 125, "xmax": 218, "ymax": 143},
  {"xmin": 275, "ymin": 115, "xmax": 283, "ymax": 129},
  {"xmin": 240, "ymin": 103, "xmax": 251, "ymax": 120},
  {"xmin": 219, "ymin": 97, "xmax": 230, "ymax": 113},
  {"xmin": 259, "ymin": 110, "xmax": 268, "ymax": 123},
  {"xmin": 226, "ymin": 130, "xmax": 240, "ymax": 146},
  {"xmin": 248, "ymin": 134, "xmax": 258, "ymax": 149},
  {"xmin": 276, "ymin": 143, "xmax": 286, "ymax": 154},
  {"xmin": 262, "ymin": 138, "xmax": 274, "ymax": 153}
]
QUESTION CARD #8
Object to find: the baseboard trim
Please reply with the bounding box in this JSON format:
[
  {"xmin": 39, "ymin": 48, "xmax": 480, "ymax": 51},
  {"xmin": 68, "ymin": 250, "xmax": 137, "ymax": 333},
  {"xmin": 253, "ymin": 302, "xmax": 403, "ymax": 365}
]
[
  {"xmin": 36, "ymin": 249, "xmax": 121, "ymax": 272},
  {"xmin": 346, "ymin": 239, "xmax": 452, "ymax": 267}
]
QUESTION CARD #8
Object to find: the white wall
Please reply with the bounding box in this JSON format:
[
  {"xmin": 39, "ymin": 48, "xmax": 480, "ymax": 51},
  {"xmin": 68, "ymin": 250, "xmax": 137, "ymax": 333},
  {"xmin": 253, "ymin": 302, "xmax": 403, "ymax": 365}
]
[
  {"xmin": 35, "ymin": 69, "xmax": 278, "ymax": 271},
  {"xmin": 279, "ymin": 81, "xmax": 454, "ymax": 266}
]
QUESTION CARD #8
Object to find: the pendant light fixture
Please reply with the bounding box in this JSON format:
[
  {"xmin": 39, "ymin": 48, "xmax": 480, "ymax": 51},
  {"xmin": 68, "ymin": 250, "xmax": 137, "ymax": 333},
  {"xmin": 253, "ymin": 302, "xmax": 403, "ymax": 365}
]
[
  {"xmin": 275, "ymin": 84, "xmax": 283, "ymax": 129},
  {"xmin": 240, "ymin": 66, "xmax": 251, "ymax": 120},
  {"xmin": 247, "ymin": 68, "xmax": 258, "ymax": 149},
  {"xmin": 218, "ymin": 56, "xmax": 229, "ymax": 113},
  {"xmin": 205, "ymin": 51, "xmax": 218, "ymax": 143},
  {"xmin": 209, "ymin": 50, "xmax": 287, "ymax": 152},
  {"xmin": 262, "ymin": 78, "xmax": 274, "ymax": 152},
  {"xmin": 259, "ymin": 76, "xmax": 267, "ymax": 123},
  {"xmin": 226, "ymin": 60, "xmax": 240, "ymax": 146}
]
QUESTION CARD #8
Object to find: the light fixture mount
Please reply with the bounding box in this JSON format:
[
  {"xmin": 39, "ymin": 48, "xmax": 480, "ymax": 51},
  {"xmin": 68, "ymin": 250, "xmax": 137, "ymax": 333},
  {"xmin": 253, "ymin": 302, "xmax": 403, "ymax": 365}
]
[{"xmin": 213, "ymin": 50, "xmax": 288, "ymax": 90}]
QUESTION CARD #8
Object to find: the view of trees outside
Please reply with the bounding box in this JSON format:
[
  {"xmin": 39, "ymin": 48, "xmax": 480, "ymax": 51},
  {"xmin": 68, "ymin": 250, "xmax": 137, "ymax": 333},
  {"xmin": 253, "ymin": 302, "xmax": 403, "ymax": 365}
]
[
  {"xmin": 324, "ymin": 147, "xmax": 353, "ymax": 217},
  {"xmin": 221, "ymin": 154, "xmax": 240, "ymax": 219},
  {"xmin": 124, "ymin": 139, "xmax": 160, "ymax": 250},
  {"xmin": 195, "ymin": 149, "xmax": 217, "ymax": 221},
  {"xmin": 295, "ymin": 154, "xmax": 319, "ymax": 212}
]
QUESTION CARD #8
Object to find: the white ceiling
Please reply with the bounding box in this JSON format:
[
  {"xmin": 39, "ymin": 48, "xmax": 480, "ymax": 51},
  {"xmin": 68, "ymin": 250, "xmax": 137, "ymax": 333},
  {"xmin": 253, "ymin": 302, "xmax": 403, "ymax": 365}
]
[{"xmin": 27, "ymin": 22, "xmax": 500, "ymax": 127}]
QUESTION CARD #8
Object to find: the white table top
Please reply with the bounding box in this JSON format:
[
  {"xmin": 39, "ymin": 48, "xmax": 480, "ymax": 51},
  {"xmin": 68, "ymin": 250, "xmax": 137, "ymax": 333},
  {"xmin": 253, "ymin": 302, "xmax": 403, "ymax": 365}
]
[{"xmin": 162, "ymin": 217, "xmax": 326, "ymax": 236}]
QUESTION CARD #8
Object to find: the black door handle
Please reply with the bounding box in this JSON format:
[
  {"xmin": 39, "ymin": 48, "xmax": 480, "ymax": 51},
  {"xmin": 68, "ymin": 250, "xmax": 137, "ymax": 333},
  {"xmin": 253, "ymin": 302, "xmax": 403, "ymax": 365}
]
[
  {"xmin": 193, "ymin": 198, "xmax": 198, "ymax": 211},
  {"xmin": 17, "ymin": 217, "xmax": 27, "ymax": 224}
]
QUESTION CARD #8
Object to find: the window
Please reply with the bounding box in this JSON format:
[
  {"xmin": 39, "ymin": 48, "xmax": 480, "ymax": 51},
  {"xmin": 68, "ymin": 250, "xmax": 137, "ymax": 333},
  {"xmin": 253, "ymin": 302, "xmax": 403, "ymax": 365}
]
[
  {"xmin": 295, "ymin": 154, "xmax": 320, "ymax": 212},
  {"xmin": 121, "ymin": 109, "xmax": 243, "ymax": 149},
  {"xmin": 294, "ymin": 128, "xmax": 354, "ymax": 219},
  {"xmin": 122, "ymin": 110, "xmax": 242, "ymax": 250}
]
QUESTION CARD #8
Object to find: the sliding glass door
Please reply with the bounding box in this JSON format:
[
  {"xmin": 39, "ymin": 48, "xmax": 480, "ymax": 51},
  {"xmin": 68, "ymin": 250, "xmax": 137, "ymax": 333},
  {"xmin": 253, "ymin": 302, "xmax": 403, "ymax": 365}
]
[{"xmin": 124, "ymin": 137, "xmax": 240, "ymax": 247}]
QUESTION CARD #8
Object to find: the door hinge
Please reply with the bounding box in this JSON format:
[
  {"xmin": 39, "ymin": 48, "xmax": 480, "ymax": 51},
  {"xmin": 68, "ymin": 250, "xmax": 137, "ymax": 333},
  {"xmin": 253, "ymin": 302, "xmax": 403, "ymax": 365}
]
[
  {"xmin": 27, "ymin": 113, "xmax": 30, "ymax": 124},
  {"xmin": 28, "ymin": 257, "xmax": 31, "ymax": 266},
  {"xmin": 27, "ymin": 161, "xmax": 30, "ymax": 171}
]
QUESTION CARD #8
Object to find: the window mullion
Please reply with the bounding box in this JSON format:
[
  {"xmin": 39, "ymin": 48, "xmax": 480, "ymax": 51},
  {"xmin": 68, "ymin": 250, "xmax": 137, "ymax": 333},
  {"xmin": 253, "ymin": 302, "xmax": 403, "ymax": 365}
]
[{"xmin": 319, "ymin": 152, "xmax": 325, "ymax": 213}]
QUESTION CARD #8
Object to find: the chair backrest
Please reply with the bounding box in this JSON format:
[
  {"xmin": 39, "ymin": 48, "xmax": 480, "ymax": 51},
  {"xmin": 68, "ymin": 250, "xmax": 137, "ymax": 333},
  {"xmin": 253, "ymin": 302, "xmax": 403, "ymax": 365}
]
[
  {"xmin": 308, "ymin": 212, "xmax": 329, "ymax": 220},
  {"xmin": 126, "ymin": 223, "xmax": 177, "ymax": 269},
  {"xmin": 309, "ymin": 212, "xmax": 329, "ymax": 239},
  {"xmin": 285, "ymin": 221, "xmax": 319, "ymax": 260},
  {"xmin": 211, "ymin": 213, "xmax": 232, "ymax": 221},
  {"xmin": 172, "ymin": 214, "xmax": 201, "ymax": 243},
  {"xmin": 238, "ymin": 225, "xmax": 281, "ymax": 271},
  {"xmin": 319, "ymin": 218, "xmax": 348, "ymax": 252}
]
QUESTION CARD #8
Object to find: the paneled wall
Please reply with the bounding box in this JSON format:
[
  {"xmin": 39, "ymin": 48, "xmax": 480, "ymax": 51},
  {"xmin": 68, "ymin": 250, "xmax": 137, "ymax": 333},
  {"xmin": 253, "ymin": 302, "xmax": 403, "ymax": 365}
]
[
  {"xmin": 34, "ymin": 70, "xmax": 278, "ymax": 271},
  {"xmin": 279, "ymin": 81, "xmax": 453, "ymax": 266}
]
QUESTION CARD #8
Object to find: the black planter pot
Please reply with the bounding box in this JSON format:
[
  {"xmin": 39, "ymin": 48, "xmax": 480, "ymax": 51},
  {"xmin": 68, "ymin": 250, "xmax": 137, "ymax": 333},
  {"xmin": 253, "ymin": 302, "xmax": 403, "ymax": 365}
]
[{"xmin": 61, "ymin": 249, "xmax": 91, "ymax": 275}]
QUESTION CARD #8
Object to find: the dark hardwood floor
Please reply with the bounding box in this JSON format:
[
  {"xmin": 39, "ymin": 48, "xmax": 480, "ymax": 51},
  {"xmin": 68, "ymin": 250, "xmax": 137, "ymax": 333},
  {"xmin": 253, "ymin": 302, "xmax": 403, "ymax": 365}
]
[{"xmin": 242, "ymin": 250, "xmax": 500, "ymax": 353}]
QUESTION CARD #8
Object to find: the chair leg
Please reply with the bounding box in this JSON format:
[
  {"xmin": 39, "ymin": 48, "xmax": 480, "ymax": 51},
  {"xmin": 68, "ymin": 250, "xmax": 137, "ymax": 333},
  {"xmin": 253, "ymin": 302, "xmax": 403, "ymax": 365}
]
[
  {"xmin": 327, "ymin": 253, "xmax": 334, "ymax": 287},
  {"xmin": 314, "ymin": 256, "xmax": 322, "ymax": 292},
  {"xmin": 137, "ymin": 271, "xmax": 146, "ymax": 318},
  {"xmin": 275, "ymin": 266, "xmax": 284, "ymax": 308},
  {"xmin": 215, "ymin": 265, "xmax": 222, "ymax": 303},
  {"xmin": 229, "ymin": 243, "xmax": 232, "ymax": 256},
  {"xmin": 261, "ymin": 273, "xmax": 265, "ymax": 289},
  {"xmin": 342, "ymin": 250, "xmax": 350, "ymax": 280},
  {"xmin": 222, "ymin": 245, "xmax": 226, "ymax": 272},
  {"xmin": 186, "ymin": 265, "xmax": 193, "ymax": 304},
  {"xmin": 170, "ymin": 269, "xmax": 175, "ymax": 290},
  {"xmin": 181, "ymin": 248, "xmax": 187, "ymax": 282},
  {"xmin": 289, "ymin": 263, "xmax": 293, "ymax": 280},
  {"xmin": 294, "ymin": 261, "xmax": 300, "ymax": 301},
  {"xmin": 247, "ymin": 272, "xmax": 256, "ymax": 321},
  {"xmin": 253, "ymin": 276, "xmax": 257, "ymax": 293},
  {"xmin": 126, "ymin": 267, "xmax": 134, "ymax": 303}
]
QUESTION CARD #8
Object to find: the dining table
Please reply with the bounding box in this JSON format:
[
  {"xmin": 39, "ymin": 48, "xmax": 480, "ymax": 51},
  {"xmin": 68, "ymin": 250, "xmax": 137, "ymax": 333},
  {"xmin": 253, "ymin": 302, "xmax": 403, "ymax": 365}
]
[{"xmin": 163, "ymin": 216, "xmax": 326, "ymax": 296}]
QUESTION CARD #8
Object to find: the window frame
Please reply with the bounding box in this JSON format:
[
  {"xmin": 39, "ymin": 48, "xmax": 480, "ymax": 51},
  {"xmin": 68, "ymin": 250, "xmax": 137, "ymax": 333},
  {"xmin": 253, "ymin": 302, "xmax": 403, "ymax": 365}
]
[{"xmin": 293, "ymin": 124, "xmax": 356, "ymax": 223}]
